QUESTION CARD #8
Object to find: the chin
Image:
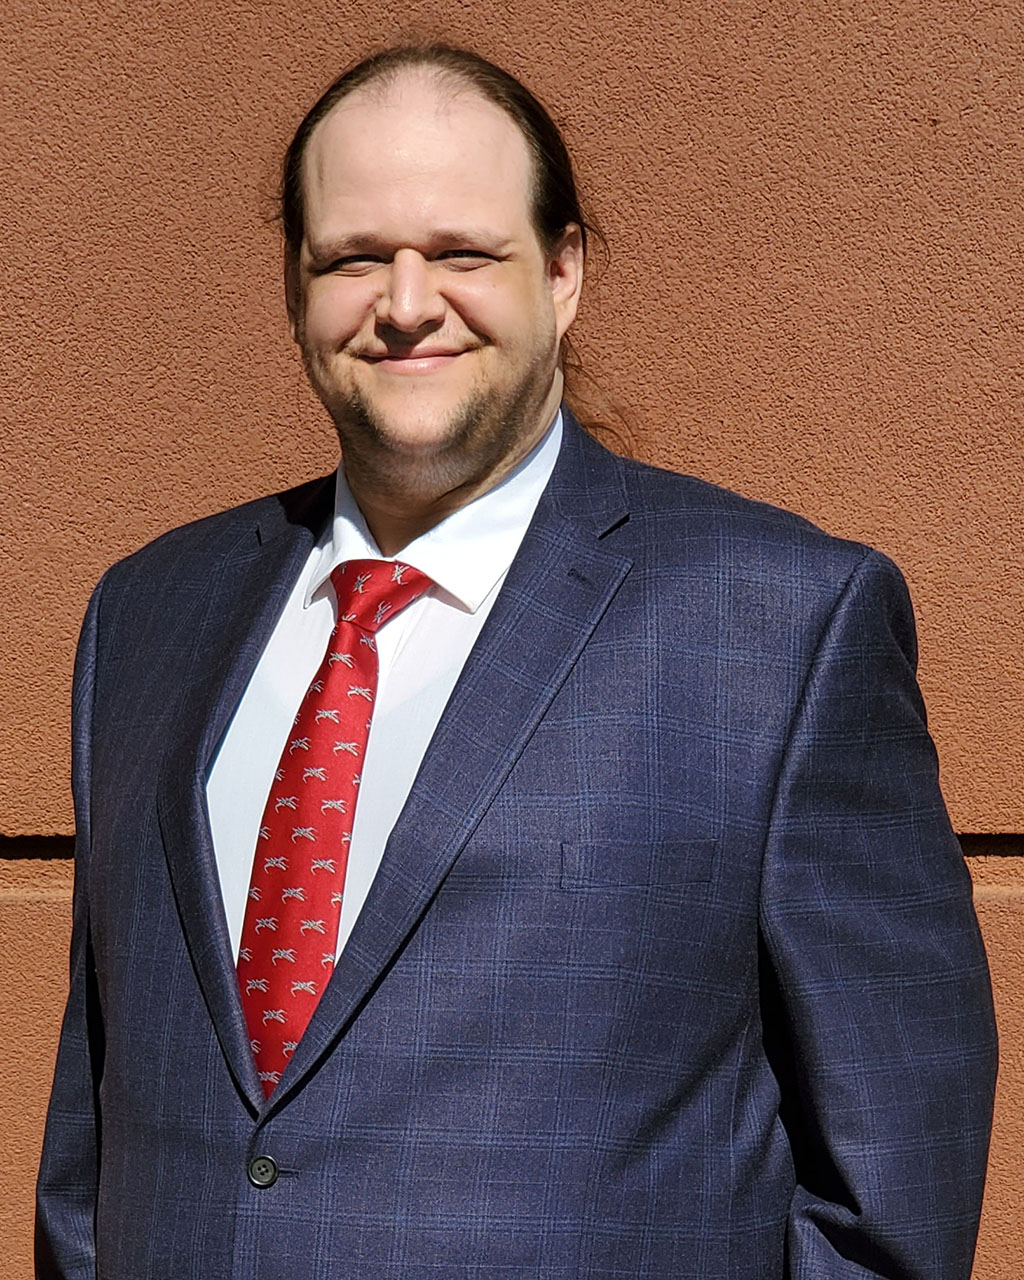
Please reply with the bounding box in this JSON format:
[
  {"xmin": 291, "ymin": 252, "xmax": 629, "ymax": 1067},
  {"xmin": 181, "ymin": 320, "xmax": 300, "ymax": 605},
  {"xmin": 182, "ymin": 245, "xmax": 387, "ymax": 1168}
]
[
  {"xmin": 325, "ymin": 368, "xmax": 486, "ymax": 449},
  {"xmin": 365, "ymin": 405, "xmax": 472, "ymax": 457}
]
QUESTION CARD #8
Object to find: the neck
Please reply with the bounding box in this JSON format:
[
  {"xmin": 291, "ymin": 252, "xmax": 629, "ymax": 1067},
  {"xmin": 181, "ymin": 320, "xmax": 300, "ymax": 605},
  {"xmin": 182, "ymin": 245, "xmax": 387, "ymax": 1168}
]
[
  {"xmin": 351, "ymin": 485, "xmax": 477, "ymax": 557},
  {"xmin": 344, "ymin": 394, "xmax": 561, "ymax": 557}
]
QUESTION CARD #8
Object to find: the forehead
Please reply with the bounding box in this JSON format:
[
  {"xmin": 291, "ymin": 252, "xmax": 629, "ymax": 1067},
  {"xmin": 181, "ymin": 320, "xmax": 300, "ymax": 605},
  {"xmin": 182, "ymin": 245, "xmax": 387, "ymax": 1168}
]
[{"xmin": 301, "ymin": 74, "xmax": 537, "ymax": 246}]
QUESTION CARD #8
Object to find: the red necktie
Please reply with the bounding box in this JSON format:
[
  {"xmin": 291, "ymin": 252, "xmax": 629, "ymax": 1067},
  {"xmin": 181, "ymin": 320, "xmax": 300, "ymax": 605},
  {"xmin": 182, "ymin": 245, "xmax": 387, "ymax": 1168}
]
[{"xmin": 237, "ymin": 559, "xmax": 431, "ymax": 1096}]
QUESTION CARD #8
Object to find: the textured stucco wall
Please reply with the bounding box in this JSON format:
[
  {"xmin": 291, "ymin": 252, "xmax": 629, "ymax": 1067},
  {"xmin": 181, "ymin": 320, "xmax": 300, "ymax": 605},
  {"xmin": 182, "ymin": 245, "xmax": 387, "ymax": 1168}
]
[
  {"xmin": 3, "ymin": 1, "xmax": 1021, "ymax": 1277},
  {"xmin": 0, "ymin": 859, "xmax": 73, "ymax": 1277},
  {"xmin": 3, "ymin": 0, "xmax": 1023, "ymax": 835}
]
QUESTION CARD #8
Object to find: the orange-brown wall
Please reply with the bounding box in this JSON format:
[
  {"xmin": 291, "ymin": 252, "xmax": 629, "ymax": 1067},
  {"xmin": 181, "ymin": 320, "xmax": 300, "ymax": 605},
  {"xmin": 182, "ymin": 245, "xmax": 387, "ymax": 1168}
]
[{"xmin": 2, "ymin": 1, "xmax": 1021, "ymax": 1275}]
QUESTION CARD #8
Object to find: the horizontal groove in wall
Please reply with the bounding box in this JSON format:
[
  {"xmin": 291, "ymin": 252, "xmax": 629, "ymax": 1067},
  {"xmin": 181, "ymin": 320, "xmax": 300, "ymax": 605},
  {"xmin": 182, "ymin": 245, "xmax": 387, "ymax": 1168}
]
[
  {"xmin": 2, "ymin": 835, "xmax": 1023, "ymax": 860},
  {"xmin": 959, "ymin": 835, "xmax": 1024, "ymax": 858},
  {"xmin": 0, "ymin": 835, "xmax": 75, "ymax": 860}
]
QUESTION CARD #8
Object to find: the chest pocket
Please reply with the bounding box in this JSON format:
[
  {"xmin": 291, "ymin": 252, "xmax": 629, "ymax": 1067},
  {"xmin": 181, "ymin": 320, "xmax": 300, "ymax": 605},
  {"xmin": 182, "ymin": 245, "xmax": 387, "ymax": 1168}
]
[{"xmin": 560, "ymin": 838, "xmax": 718, "ymax": 896}]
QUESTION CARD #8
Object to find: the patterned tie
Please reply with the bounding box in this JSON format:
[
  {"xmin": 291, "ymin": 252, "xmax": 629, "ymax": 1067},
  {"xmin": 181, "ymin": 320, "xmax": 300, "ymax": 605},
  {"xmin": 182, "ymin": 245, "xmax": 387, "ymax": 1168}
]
[{"xmin": 237, "ymin": 559, "xmax": 431, "ymax": 1096}]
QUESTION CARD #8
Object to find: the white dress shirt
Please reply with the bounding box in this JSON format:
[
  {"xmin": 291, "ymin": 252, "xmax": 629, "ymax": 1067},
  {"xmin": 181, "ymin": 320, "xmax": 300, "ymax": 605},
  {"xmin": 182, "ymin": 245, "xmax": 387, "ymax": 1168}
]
[{"xmin": 206, "ymin": 412, "xmax": 562, "ymax": 961}]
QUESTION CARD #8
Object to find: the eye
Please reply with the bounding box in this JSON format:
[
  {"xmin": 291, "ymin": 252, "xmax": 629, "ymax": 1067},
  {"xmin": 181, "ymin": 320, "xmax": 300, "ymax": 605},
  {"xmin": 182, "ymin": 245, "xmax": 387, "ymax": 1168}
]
[
  {"xmin": 436, "ymin": 250, "xmax": 497, "ymax": 269},
  {"xmin": 322, "ymin": 255, "xmax": 384, "ymax": 275}
]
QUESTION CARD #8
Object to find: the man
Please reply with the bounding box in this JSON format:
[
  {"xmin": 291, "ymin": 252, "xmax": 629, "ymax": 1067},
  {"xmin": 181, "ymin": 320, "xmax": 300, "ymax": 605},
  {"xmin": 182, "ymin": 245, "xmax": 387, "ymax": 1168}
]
[{"xmin": 37, "ymin": 43, "xmax": 996, "ymax": 1279}]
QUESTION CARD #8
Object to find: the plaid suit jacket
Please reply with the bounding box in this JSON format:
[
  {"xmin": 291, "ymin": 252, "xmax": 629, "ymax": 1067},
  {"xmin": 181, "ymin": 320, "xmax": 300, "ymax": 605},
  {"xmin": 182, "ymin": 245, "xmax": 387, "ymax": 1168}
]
[{"xmin": 37, "ymin": 411, "xmax": 996, "ymax": 1278}]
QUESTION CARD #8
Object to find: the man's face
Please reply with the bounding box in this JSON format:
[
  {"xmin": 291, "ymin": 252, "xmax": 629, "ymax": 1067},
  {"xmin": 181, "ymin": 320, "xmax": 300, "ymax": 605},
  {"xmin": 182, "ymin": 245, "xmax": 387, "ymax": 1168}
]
[{"xmin": 288, "ymin": 73, "xmax": 583, "ymax": 504}]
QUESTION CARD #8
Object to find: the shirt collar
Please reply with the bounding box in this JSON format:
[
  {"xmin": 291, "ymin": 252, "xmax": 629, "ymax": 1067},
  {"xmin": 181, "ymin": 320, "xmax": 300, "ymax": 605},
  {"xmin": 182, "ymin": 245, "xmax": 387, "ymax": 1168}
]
[{"xmin": 306, "ymin": 409, "xmax": 563, "ymax": 613}]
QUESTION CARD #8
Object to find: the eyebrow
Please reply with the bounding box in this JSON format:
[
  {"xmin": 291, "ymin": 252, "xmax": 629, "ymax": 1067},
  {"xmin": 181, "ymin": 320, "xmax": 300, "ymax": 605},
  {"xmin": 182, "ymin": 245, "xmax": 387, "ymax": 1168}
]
[{"xmin": 305, "ymin": 229, "xmax": 515, "ymax": 262}]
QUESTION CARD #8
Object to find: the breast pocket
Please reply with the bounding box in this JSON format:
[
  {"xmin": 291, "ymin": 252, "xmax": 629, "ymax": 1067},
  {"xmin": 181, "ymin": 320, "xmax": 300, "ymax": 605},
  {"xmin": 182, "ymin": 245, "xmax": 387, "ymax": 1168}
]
[{"xmin": 559, "ymin": 838, "xmax": 719, "ymax": 898}]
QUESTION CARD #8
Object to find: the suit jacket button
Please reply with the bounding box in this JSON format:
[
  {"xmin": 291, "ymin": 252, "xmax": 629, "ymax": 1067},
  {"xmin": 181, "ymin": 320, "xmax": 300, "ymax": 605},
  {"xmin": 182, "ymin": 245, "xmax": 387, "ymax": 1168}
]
[{"xmin": 248, "ymin": 1155, "xmax": 279, "ymax": 1188}]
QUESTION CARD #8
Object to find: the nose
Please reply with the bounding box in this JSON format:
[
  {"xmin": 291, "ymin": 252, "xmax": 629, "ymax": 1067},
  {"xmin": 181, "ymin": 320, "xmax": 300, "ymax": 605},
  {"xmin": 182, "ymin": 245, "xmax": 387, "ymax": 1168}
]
[{"xmin": 376, "ymin": 249, "xmax": 445, "ymax": 333}]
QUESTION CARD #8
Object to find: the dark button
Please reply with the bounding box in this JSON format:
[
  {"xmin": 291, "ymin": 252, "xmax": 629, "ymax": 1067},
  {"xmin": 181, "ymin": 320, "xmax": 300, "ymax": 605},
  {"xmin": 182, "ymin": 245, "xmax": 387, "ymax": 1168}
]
[{"xmin": 247, "ymin": 1155, "xmax": 279, "ymax": 1188}]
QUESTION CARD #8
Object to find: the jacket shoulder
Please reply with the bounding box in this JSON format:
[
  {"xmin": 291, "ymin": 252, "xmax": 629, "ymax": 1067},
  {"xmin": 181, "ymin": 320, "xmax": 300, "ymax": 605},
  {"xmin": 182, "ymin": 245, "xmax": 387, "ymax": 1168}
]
[
  {"xmin": 613, "ymin": 451, "xmax": 895, "ymax": 584},
  {"xmin": 100, "ymin": 474, "xmax": 333, "ymax": 585}
]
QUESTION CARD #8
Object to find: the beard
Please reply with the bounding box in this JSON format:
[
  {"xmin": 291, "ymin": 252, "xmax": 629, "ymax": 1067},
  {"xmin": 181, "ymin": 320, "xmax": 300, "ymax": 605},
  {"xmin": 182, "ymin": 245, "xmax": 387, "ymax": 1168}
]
[{"xmin": 301, "ymin": 340, "xmax": 560, "ymax": 509}]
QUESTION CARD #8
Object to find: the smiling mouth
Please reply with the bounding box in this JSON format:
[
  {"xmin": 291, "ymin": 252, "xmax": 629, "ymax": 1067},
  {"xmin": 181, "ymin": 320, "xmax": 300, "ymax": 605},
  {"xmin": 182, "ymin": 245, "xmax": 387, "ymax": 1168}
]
[{"xmin": 360, "ymin": 351, "xmax": 468, "ymax": 374}]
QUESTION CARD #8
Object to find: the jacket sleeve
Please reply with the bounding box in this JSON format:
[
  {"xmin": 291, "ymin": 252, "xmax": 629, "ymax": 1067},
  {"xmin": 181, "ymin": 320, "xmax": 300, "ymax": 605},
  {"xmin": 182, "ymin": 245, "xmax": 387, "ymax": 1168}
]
[
  {"xmin": 35, "ymin": 579, "xmax": 106, "ymax": 1280},
  {"xmin": 758, "ymin": 549, "xmax": 997, "ymax": 1279}
]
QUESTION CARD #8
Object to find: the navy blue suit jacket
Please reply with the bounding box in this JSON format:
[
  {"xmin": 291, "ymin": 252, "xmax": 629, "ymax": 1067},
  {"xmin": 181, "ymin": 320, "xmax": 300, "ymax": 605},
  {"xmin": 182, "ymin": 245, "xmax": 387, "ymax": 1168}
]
[{"xmin": 37, "ymin": 413, "xmax": 996, "ymax": 1278}]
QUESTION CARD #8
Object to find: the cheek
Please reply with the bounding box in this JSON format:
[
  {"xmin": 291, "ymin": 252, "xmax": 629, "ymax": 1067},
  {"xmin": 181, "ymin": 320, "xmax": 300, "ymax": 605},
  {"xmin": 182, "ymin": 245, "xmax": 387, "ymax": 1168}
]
[
  {"xmin": 302, "ymin": 282, "xmax": 373, "ymax": 347},
  {"xmin": 453, "ymin": 278, "xmax": 551, "ymax": 348}
]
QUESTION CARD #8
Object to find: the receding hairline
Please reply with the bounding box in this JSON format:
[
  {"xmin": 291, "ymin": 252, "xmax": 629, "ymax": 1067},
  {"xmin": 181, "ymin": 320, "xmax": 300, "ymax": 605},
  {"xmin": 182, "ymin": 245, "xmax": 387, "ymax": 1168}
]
[
  {"xmin": 306, "ymin": 64, "xmax": 532, "ymax": 158},
  {"xmin": 290, "ymin": 61, "xmax": 579, "ymax": 257},
  {"xmin": 319, "ymin": 60, "xmax": 492, "ymax": 109}
]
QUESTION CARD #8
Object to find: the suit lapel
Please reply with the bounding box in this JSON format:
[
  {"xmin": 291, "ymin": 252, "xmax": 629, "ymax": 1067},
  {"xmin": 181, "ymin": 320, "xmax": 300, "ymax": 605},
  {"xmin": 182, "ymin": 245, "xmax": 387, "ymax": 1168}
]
[
  {"xmin": 273, "ymin": 418, "xmax": 634, "ymax": 1108},
  {"xmin": 156, "ymin": 478, "xmax": 333, "ymax": 1112}
]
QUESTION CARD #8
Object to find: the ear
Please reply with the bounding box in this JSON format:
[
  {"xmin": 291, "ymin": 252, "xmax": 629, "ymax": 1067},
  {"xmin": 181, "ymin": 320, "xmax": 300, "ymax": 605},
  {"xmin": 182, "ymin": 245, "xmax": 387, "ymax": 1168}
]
[
  {"xmin": 548, "ymin": 223, "xmax": 585, "ymax": 342},
  {"xmin": 284, "ymin": 246, "xmax": 302, "ymax": 342}
]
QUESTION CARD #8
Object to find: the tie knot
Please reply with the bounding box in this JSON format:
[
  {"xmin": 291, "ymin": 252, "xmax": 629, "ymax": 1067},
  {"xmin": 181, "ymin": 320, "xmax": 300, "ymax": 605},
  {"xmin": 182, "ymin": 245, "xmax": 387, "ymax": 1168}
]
[{"xmin": 329, "ymin": 559, "xmax": 432, "ymax": 633}]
